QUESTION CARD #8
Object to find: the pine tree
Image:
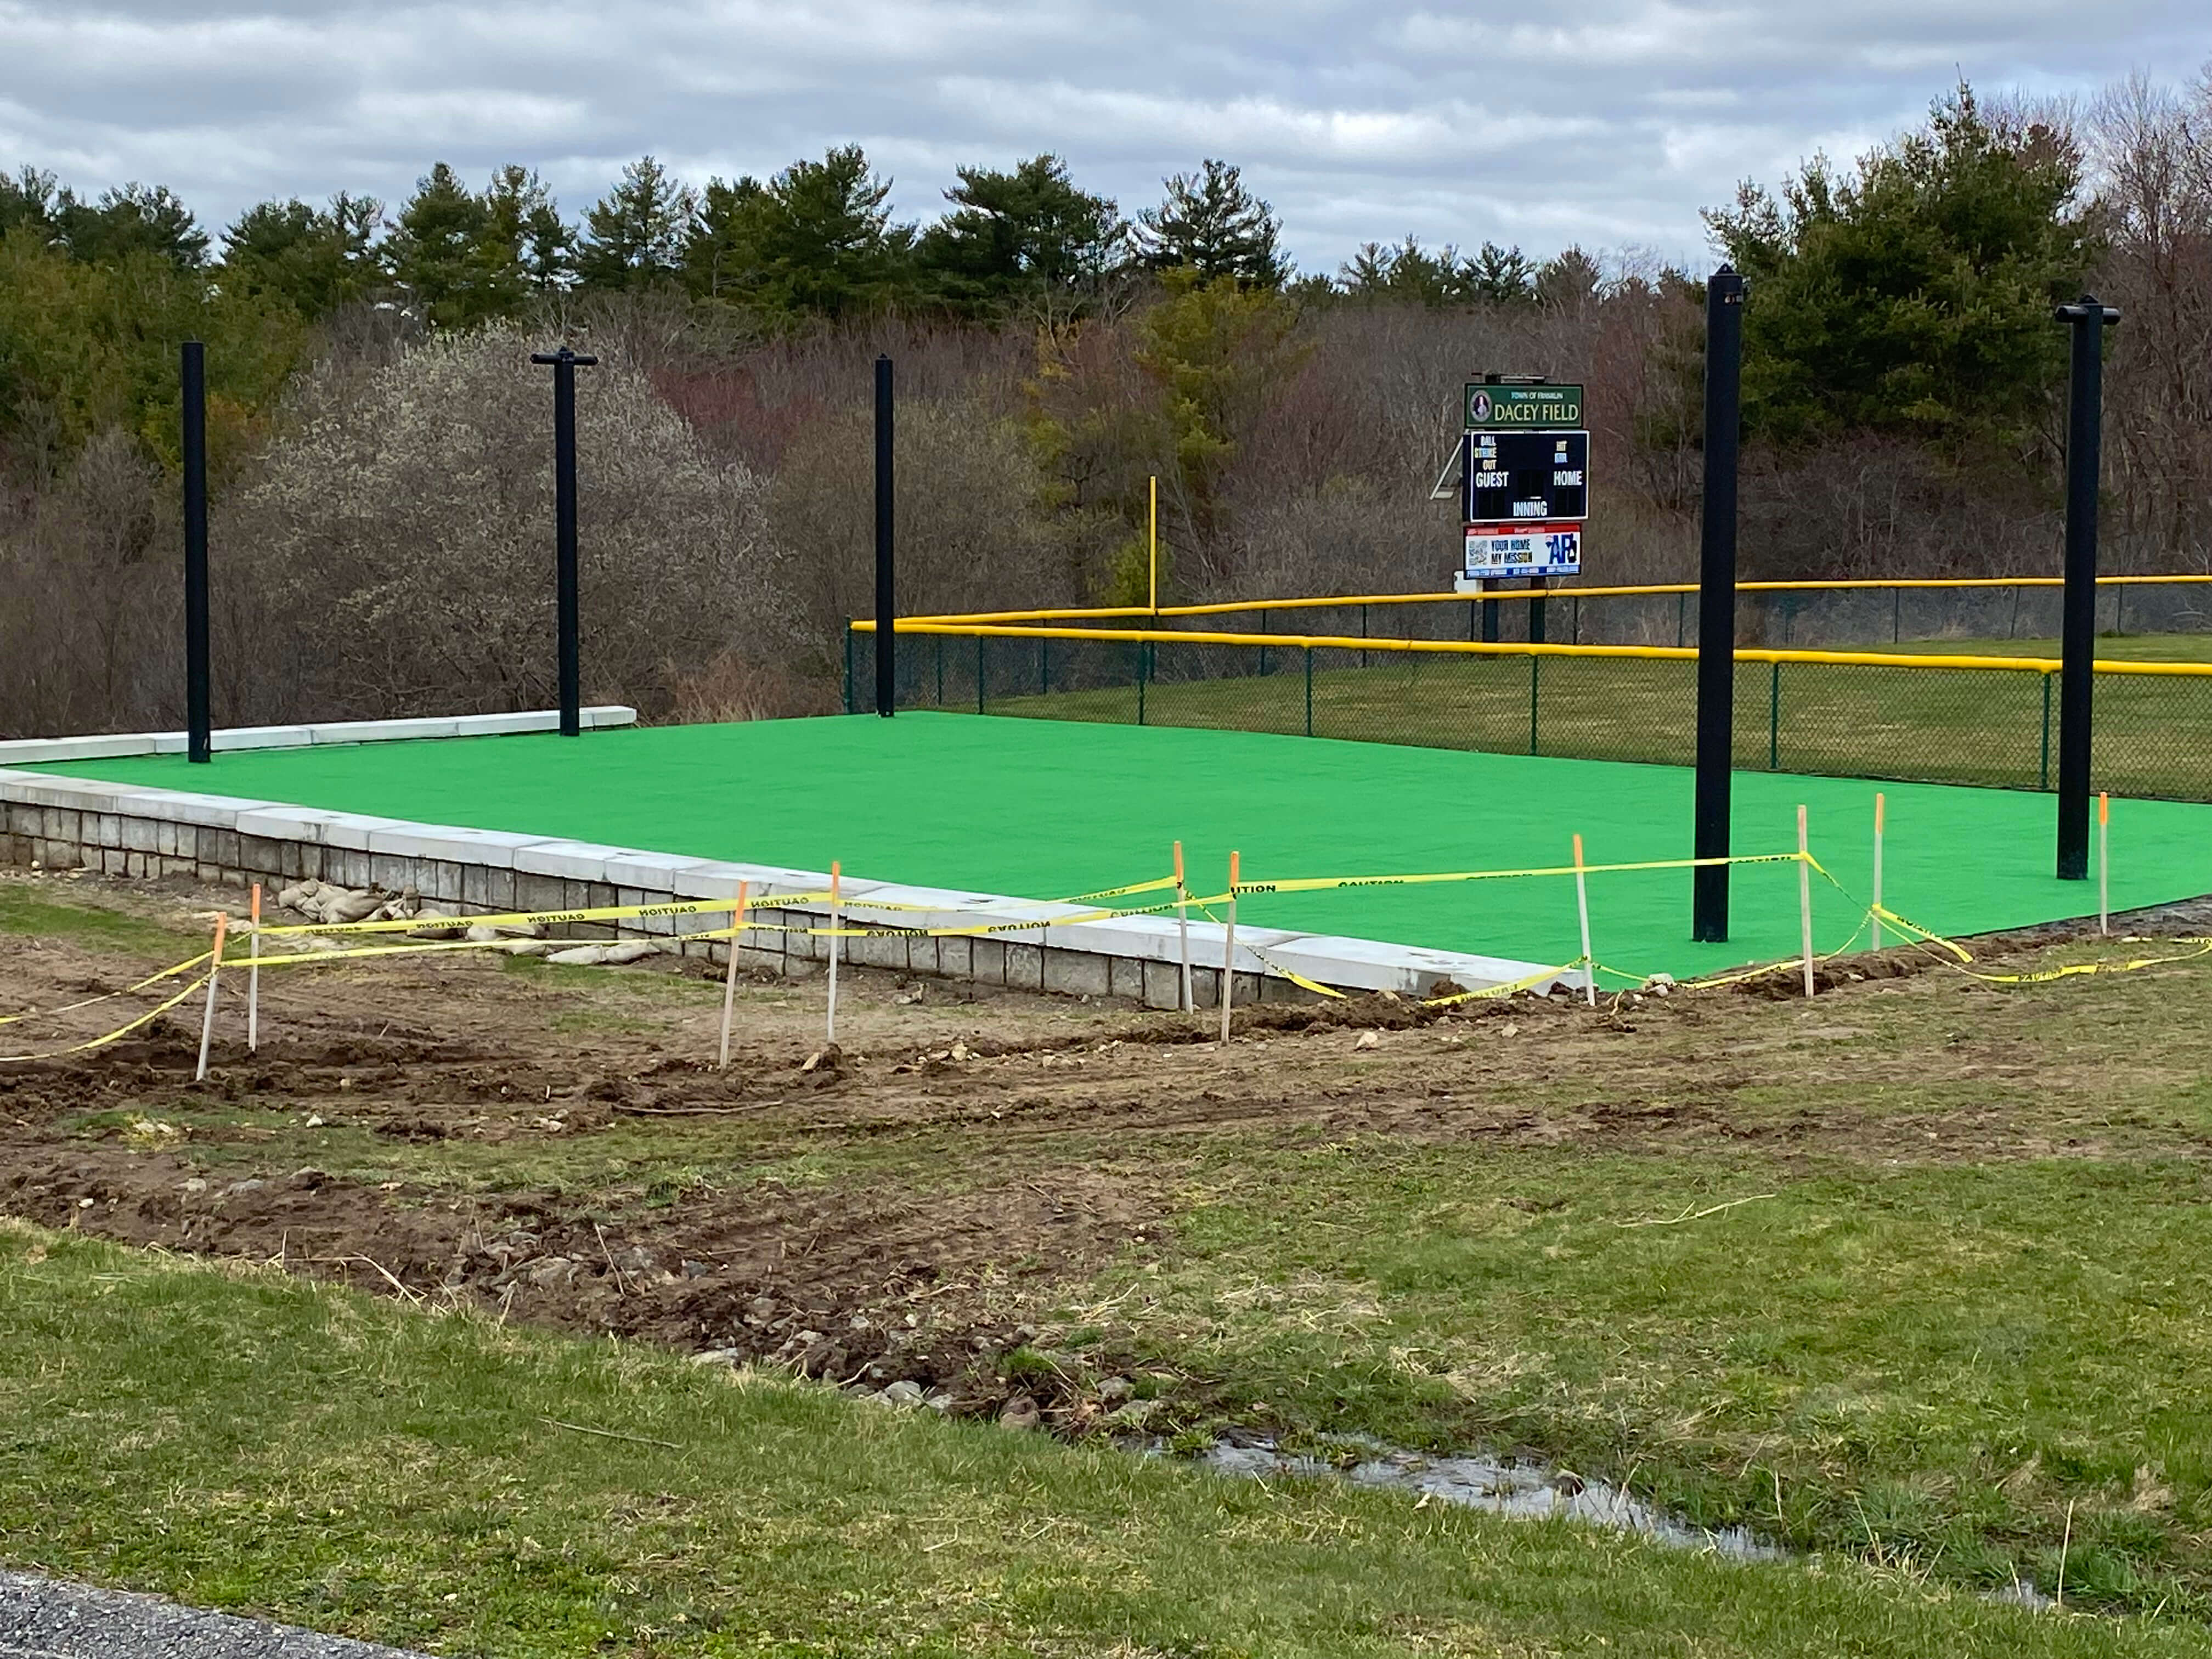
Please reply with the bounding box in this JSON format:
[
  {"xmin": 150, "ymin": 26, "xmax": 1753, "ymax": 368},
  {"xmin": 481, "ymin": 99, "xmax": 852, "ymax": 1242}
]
[
  {"xmin": 680, "ymin": 146, "xmax": 912, "ymax": 317},
  {"xmin": 385, "ymin": 163, "xmax": 498, "ymax": 327},
  {"xmin": 54, "ymin": 183, "xmax": 208, "ymax": 269},
  {"xmin": 575, "ymin": 156, "xmax": 696, "ymax": 290},
  {"xmin": 0, "ymin": 167, "xmax": 58, "ymax": 242},
  {"xmin": 1134, "ymin": 160, "xmax": 1285, "ymax": 287},
  {"xmin": 221, "ymin": 193, "xmax": 385, "ymax": 317},
  {"xmin": 1705, "ymin": 83, "xmax": 2096, "ymax": 445},
  {"xmin": 916, "ymin": 154, "xmax": 1126, "ymax": 313},
  {"xmin": 1467, "ymin": 242, "xmax": 1537, "ymax": 305},
  {"xmin": 483, "ymin": 165, "xmax": 572, "ymax": 294},
  {"xmin": 1534, "ymin": 246, "xmax": 1602, "ymax": 311}
]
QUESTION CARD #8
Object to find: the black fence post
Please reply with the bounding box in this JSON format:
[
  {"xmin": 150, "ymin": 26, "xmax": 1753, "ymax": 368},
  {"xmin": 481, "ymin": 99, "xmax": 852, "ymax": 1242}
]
[
  {"xmin": 1692, "ymin": 267, "xmax": 1746, "ymax": 941},
  {"xmin": 180, "ymin": 341, "xmax": 211, "ymax": 763},
  {"xmin": 2054, "ymin": 294, "xmax": 2119, "ymax": 879},
  {"xmin": 874, "ymin": 354, "xmax": 896, "ymax": 718},
  {"xmin": 530, "ymin": 345, "xmax": 597, "ymax": 736}
]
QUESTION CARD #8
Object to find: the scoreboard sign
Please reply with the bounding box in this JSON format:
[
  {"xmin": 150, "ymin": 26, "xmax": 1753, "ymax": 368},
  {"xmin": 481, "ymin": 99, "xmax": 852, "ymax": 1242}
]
[
  {"xmin": 1463, "ymin": 430, "xmax": 1589, "ymax": 523},
  {"xmin": 1464, "ymin": 525, "xmax": 1582, "ymax": 579},
  {"xmin": 1464, "ymin": 381, "xmax": 1583, "ymax": 430}
]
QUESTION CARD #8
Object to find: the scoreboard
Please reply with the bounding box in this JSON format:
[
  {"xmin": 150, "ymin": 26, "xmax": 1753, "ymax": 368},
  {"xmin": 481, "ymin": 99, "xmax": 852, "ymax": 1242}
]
[
  {"xmin": 1451, "ymin": 380, "xmax": 1591, "ymax": 584},
  {"xmin": 1462, "ymin": 430, "xmax": 1589, "ymax": 524}
]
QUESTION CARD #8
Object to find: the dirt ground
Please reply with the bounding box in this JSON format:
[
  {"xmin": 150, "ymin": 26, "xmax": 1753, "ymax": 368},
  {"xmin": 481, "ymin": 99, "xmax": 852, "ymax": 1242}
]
[{"xmin": 2, "ymin": 865, "xmax": 2200, "ymax": 1427}]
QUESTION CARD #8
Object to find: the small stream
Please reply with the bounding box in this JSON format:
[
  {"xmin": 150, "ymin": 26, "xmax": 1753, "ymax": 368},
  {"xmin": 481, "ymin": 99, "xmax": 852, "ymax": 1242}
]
[
  {"xmin": 1183, "ymin": 1433, "xmax": 2058, "ymax": 1609},
  {"xmin": 1186, "ymin": 1433, "xmax": 1779, "ymax": 1560}
]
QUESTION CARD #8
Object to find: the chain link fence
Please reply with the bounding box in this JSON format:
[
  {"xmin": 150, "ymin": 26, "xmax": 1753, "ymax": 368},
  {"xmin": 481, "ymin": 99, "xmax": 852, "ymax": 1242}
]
[
  {"xmin": 893, "ymin": 578, "xmax": 2212, "ymax": 653},
  {"xmin": 849, "ymin": 625, "xmax": 2212, "ymax": 803}
]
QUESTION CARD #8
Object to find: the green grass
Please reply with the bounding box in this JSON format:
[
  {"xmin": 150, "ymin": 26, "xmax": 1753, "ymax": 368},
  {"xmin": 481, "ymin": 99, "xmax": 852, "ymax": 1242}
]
[
  {"xmin": 1888, "ymin": 634, "xmax": 2212, "ymax": 664},
  {"xmin": 0, "ymin": 879, "xmax": 199, "ymax": 953},
  {"xmin": 4, "ymin": 1221, "xmax": 2204, "ymax": 1659},
  {"xmin": 1102, "ymin": 1144, "xmax": 2212, "ymax": 1612},
  {"xmin": 35, "ymin": 917, "xmax": 2212, "ymax": 1618}
]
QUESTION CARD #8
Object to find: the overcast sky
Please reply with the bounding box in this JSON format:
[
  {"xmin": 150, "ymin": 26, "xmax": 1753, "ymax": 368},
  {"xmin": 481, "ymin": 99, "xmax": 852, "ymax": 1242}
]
[{"xmin": 2, "ymin": 0, "xmax": 2207, "ymax": 275}]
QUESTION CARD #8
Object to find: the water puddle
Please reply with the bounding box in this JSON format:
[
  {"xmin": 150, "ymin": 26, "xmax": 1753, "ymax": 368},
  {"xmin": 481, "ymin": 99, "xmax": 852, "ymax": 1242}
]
[
  {"xmin": 1185, "ymin": 1434, "xmax": 2059, "ymax": 1610},
  {"xmin": 1187, "ymin": 1434, "xmax": 1781, "ymax": 1559}
]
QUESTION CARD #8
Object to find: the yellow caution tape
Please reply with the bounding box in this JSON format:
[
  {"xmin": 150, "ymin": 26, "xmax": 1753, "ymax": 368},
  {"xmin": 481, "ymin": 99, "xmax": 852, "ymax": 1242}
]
[
  {"xmin": 257, "ymin": 874, "xmax": 1186, "ymax": 940},
  {"xmin": 1231, "ymin": 851, "xmax": 1805, "ymax": 898},
  {"xmin": 1423, "ymin": 957, "xmax": 1589, "ymax": 1006},
  {"xmin": 1870, "ymin": 905, "xmax": 2212, "ymax": 985},
  {"xmin": 0, "ymin": 949, "xmax": 213, "ymax": 1028},
  {"xmin": 225, "ymin": 888, "xmax": 1209, "ymax": 969},
  {"xmin": 0, "ymin": 972, "xmax": 212, "ymax": 1063}
]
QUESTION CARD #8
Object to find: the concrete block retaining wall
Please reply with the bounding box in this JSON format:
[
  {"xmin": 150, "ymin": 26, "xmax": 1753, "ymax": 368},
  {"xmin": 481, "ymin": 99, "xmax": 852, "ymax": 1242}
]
[{"xmin": 0, "ymin": 713, "xmax": 1574, "ymax": 1010}]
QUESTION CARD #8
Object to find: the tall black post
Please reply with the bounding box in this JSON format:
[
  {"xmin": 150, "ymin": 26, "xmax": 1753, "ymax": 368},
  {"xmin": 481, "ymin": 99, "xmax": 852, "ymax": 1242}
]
[
  {"xmin": 874, "ymin": 354, "xmax": 895, "ymax": 717},
  {"xmin": 2054, "ymin": 295, "xmax": 2120, "ymax": 880},
  {"xmin": 180, "ymin": 341, "xmax": 212, "ymax": 763},
  {"xmin": 1692, "ymin": 267, "xmax": 1746, "ymax": 942},
  {"xmin": 531, "ymin": 346, "xmax": 597, "ymax": 736}
]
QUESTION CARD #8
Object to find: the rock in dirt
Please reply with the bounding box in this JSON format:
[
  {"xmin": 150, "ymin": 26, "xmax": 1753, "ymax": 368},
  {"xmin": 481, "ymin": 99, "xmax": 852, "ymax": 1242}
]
[
  {"xmin": 879, "ymin": 1379, "xmax": 926, "ymax": 1408},
  {"xmin": 1097, "ymin": 1375, "xmax": 1135, "ymax": 1404},
  {"xmin": 545, "ymin": 944, "xmax": 612, "ymax": 966},
  {"xmin": 998, "ymin": 1394, "xmax": 1042, "ymax": 1431},
  {"xmin": 1353, "ymin": 1030, "xmax": 1381, "ymax": 1051}
]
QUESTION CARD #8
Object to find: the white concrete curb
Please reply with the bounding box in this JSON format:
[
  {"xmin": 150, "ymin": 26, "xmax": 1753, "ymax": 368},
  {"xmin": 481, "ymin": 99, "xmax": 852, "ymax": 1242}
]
[{"xmin": 0, "ymin": 706, "xmax": 637, "ymax": 767}]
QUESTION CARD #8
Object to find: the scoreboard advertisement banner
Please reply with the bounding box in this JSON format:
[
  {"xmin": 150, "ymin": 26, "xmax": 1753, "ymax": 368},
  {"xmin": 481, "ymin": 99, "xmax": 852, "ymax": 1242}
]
[
  {"xmin": 1462, "ymin": 524, "xmax": 1582, "ymax": 579},
  {"xmin": 1463, "ymin": 430, "xmax": 1589, "ymax": 523}
]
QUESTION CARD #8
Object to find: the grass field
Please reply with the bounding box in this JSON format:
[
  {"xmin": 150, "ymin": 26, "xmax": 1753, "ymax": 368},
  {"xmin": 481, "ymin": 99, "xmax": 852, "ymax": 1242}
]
[
  {"xmin": 11, "ymin": 1223, "xmax": 2201, "ymax": 1659},
  {"xmin": 929, "ymin": 630, "xmax": 2212, "ymax": 800},
  {"xmin": 33, "ymin": 714, "xmax": 2212, "ymax": 983},
  {"xmin": 13, "ymin": 870, "xmax": 2212, "ymax": 1645}
]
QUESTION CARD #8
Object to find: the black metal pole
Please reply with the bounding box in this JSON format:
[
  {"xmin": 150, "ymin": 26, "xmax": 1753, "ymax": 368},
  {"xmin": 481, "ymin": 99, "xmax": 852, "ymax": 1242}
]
[
  {"xmin": 180, "ymin": 341, "xmax": 211, "ymax": 763},
  {"xmin": 1528, "ymin": 575, "xmax": 1548, "ymax": 646},
  {"xmin": 2054, "ymin": 294, "xmax": 2119, "ymax": 880},
  {"xmin": 531, "ymin": 346, "xmax": 597, "ymax": 736},
  {"xmin": 1692, "ymin": 267, "xmax": 1746, "ymax": 942},
  {"xmin": 875, "ymin": 355, "xmax": 895, "ymax": 717}
]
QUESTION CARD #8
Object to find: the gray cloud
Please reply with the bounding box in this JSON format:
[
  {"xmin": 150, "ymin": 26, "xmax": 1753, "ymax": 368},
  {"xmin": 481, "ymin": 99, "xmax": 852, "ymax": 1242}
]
[{"xmin": 1, "ymin": 0, "xmax": 2205, "ymax": 273}]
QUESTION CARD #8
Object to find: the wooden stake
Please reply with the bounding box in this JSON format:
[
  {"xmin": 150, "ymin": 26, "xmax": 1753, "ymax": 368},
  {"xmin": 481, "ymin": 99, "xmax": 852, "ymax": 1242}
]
[
  {"xmin": 1219, "ymin": 849, "xmax": 1239, "ymax": 1044},
  {"xmin": 718, "ymin": 881, "xmax": 751, "ymax": 1070},
  {"xmin": 1572, "ymin": 833, "xmax": 1595, "ymax": 1006},
  {"xmin": 1175, "ymin": 839, "xmax": 1192, "ymax": 1013},
  {"xmin": 826, "ymin": 861, "xmax": 842, "ymax": 1046},
  {"xmin": 1797, "ymin": 805, "xmax": 1815, "ymax": 999},
  {"xmin": 247, "ymin": 882, "xmax": 262, "ymax": 1052},
  {"xmin": 2099, "ymin": 792, "xmax": 2110, "ymax": 936},
  {"xmin": 1870, "ymin": 793, "xmax": 1884, "ymax": 950},
  {"xmin": 195, "ymin": 912, "xmax": 228, "ymax": 1082}
]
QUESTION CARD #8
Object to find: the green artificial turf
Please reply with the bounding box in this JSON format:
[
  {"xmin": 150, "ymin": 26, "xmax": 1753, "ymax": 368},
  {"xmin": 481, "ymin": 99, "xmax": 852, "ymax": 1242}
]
[{"xmin": 34, "ymin": 712, "xmax": 2212, "ymax": 980}]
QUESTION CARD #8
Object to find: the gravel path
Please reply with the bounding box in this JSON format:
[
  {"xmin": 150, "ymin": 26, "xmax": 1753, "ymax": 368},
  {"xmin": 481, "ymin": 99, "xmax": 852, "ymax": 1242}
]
[{"xmin": 0, "ymin": 1571, "xmax": 432, "ymax": 1659}]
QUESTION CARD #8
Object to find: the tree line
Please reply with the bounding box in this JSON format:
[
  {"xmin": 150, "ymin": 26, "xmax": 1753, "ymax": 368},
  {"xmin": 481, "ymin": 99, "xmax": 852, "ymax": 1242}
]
[
  {"xmin": 0, "ymin": 146, "xmax": 1596, "ymax": 330},
  {"xmin": 0, "ymin": 72, "xmax": 2208, "ymax": 741}
]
